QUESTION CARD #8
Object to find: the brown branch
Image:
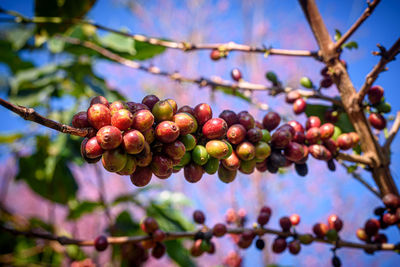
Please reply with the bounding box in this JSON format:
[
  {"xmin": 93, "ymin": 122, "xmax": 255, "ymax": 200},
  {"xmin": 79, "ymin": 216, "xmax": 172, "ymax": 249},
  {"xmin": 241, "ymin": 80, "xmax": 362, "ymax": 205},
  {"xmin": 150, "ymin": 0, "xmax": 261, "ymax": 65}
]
[
  {"xmin": 340, "ymin": 162, "xmax": 382, "ymax": 198},
  {"xmin": 383, "ymin": 111, "xmax": 400, "ymax": 151},
  {"xmin": 334, "ymin": 0, "xmax": 381, "ymax": 50},
  {"xmin": 0, "ymin": 97, "xmax": 93, "ymax": 137},
  {"xmin": 298, "ymin": 0, "xmax": 334, "ymax": 59},
  {"xmin": 357, "ymin": 38, "xmax": 400, "ymax": 104},
  {"xmin": 1, "ymin": 224, "xmax": 397, "ymax": 252},
  {"xmin": 0, "ymin": 8, "xmax": 320, "ymax": 60},
  {"xmin": 298, "ymin": 0, "xmax": 398, "ymax": 196},
  {"xmin": 336, "ymin": 152, "xmax": 373, "ymax": 166},
  {"xmin": 61, "ymin": 36, "xmax": 339, "ymax": 106}
]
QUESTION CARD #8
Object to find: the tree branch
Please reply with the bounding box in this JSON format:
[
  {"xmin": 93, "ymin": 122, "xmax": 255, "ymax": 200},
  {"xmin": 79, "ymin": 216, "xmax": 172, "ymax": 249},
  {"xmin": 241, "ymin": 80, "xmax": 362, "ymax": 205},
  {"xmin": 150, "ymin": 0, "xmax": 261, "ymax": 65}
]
[
  {"xmin": 61, "ymin": 36, "xmax": 340, "ymax": 107},
  {"xmin": 298, "ymin": 0, "xmax": 334, "ymax": 59},
  {"xmin": 336, "ymin": 152, "xmax": 373, "ymax": 166},
  {"xmin": 357, "ymin": 38, "xmax": 400, "ymax": 104},
  {"xmin": 0, "ymin": 97, "xmax": 93, "ymax": 137},
  {"xmin": 298, "ymin": 0, "xmax": 398, "ymax": 196},
  {"xmin": 334, "ymin": 0, "xmax": 381, "ymax": 50},
  {"xmin": 1, "ymin": 224, "xmax": 397, "ymax": 252},
  {"xmin": 383, "ymin": 111, "xmax": 400, "ymax": 151},
  {"xmin": 0, "ymin": 8, "xmax": 320, "ymax": 60}
]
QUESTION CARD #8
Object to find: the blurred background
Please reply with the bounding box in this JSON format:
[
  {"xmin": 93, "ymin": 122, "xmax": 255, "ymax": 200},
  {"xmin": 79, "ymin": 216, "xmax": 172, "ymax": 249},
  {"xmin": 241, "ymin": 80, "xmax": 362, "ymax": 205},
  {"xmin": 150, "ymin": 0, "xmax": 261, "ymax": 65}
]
[{"xmin": 0, "ymin": 0, "xmax": 400, "ymax": 266}]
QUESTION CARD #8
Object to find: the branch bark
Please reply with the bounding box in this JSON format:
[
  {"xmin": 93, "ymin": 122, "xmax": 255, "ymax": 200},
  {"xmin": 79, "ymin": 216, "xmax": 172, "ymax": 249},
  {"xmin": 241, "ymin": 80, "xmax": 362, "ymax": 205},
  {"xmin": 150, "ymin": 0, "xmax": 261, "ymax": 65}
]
[
  {"xmin": 334, "ymin": 0, "xmax": 381, "ymax": 50},
  {"xmin": 1, "ymin": 224, "xmax": 397, "ymax": 252},
  {"xmin": 357, "ymin": 38, "xmax": 400, "ymax": 104},
  {"xmin": 0, "ymin": 97, "xmax": 93, "ymax": 137},
  {"xmin": 298, "ymin": 0, "xmax": 398, "ymax": 197},
  {"xmin": 336, "ymin": 152, "xmax": 373, "ymax": 166},
  {"xmin": 383, "ymin": 111, "xmax": 400, "ymax": 151},
  {"xmin": 0, "ymin": 8, "xmax": 320, "ymax": 60}
]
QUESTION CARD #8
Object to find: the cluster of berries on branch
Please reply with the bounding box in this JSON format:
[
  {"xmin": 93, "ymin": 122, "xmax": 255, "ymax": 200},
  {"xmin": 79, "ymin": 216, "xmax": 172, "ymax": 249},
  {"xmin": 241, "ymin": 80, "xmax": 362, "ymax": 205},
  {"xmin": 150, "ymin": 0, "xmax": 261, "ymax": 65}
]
[{"xmin": 72, "ymin": 93, "xmax": 363, "ymax": 186}]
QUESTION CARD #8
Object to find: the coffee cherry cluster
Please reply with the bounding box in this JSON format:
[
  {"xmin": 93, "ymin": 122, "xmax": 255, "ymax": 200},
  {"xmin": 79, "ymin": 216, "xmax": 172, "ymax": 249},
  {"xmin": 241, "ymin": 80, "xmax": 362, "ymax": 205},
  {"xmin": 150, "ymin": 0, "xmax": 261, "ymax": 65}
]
[
  {"xmin": 356, "ymin": 193, "xmax": 400, "ymax": 252},
  {"xmin": 72, "ymin": 95, "xmax": 361, "ymax": 187},
  {"xmin": 366, "ymin": 85, "xmax": 391, "ymax": 130}
]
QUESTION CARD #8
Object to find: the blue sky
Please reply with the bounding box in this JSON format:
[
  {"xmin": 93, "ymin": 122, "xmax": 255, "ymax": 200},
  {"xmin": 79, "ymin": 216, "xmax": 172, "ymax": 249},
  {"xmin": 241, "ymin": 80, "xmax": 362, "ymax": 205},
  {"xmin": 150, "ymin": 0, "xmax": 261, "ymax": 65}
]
[{"xmin": 1, "ymin": 0, "xmax": 400, "ymax": 266}]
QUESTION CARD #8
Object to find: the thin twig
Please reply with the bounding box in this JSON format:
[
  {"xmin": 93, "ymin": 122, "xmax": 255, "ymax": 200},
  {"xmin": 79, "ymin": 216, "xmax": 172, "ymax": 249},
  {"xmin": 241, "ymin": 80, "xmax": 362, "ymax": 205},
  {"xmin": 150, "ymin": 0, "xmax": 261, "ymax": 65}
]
[
  {"xmin": 0, "ymin": 8, "xmax": 320, "ymax": 60},
  {"xmin": 340, "ymin": 162, "xmax": 381, "ymax": 198},
  {"xmin": 0, "ymin": 97, "xmax": 94, "ymax": 137},
  {"xmin": 60, "ymin": 36, "xmax": 340, "ymax": 106},
  {"xmin": 334, "ymin": 0, "xmax": 381, "ymax": 50},
  {"xmin": 336, "ymin": 152, "xmax": 373, "ymax": 166},
  {"xmin": 357, "ymin": 38, "xmax": 400, "ymax": 104},
  {"xmin": 1, "ymin": 223, "xmax": 397, "ymax": 252},
  {"xmin": 383, "ymin": 111, "xmax": 400, "ymax": 151}
]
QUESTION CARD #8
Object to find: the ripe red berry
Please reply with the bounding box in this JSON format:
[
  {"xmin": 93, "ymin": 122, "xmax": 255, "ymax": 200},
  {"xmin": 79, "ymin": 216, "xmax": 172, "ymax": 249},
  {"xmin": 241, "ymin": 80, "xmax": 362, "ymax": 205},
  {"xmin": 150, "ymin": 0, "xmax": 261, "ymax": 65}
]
[
  {"xmin": 152, "ymin": 242, "xmax": 166, "ymax": 259},
  {"xmin": 94, "ymin": 235, "xmax": 108, "ymax": 251},
  {"xmin": 290, "ymin": 214, "xmax": 301, "ymax": 226},
  {"xmin": 279, "ymin": 216, "xmax": 292, "ymax": 231},
  {"xmin": 305, "ymin": 127, "xmax": 321, "ymax": 145},
  {"xmin": 202, "ymin": 118, "xmax": 228, "ymax": 139},
  {"xmin": 293, "ymin": 98, "xmax": 307, "ymax": 115},
  {"xmin": 96, "ymin": 126, "xmax": 123, "ymax": 150},
  {"xmin": 320, "ymin": 77, "xmax": 333, "ymax": 88},
  {"xmin": 141, "ymin": 217, "xmax": 159, "ymax": 233},
  {"xmin": 272, "ymin": 237, "xmax": 287, "ymax": 253},
  {"xmin": 306, "ymin": 116, "xmax": 321, "ymax": 130},
  {"xmin": 231, "ymin": 68, "xmax": 242, "ymax": 81},
  {"xmin": 382, "ymin": 213, "xmax": 397, "ymax": 225},
  {"xmin": 193, "ymin": 210, "xmax": 206, "ymax": 224},
  {"xmin": 368, "ymin": 85, "xmax": 384, "ymax": 105},
  {"xmin": 155, "ymin": 121, "xmax": 180, "ymax": 143},
  {"xmin": 84, "ymin": 137, "xmax": 104, "ymax": 159},
  {"xmin": 227, "ymin": 124, "xmax": 247, "ymax": 144},
  {"xmin": 131, "ymin": 110, "xmax": 155, "ymax": 132},
  {"xmin": 257, "ymin": 212, "xmax": 270, "ymax": 226},
  {"xmin": 327, "ymin": 214, "xmax": 343, "ymax": 232},
  {"xmin": 262, "ymin": 112, "xmax": 281, "ymax": 131},
  {"xmin": 177, "ymin": 105, "xmax": 195, "ymax": 116},
  {"xmin": 213, "ymin": 223, "xmax": 227, "ymax": 237},
  {"xmin": 368, "ymin": 113, "xmax": 386, "ymax": 130},
  {"xmin": 142, "ymin": 95, "xmax": 160, "ymax": 110},
  {"xmin": 238, "ymin": 111, "xmax": 255, "ymax": 130},
  {"xmin": 87, "ymin": 104, "xmax": 111, "ymax": 130},
  {"xmin": 382, "ymin": 193, "xmax": 399, "ymax": 209},
  {"xmin": 320, "ymin": 123, "xmax": 334, "ymax": 140},
  {"xmin": 194, "ymin": 103, "xmax": 213, "ymax": 125},
  {"xmin": 313, "ymin": 223, "xmax": 328, "ymax": 238},
  {"xmin": 364, "ymin": 219, "xmax": 380, "ymax": 236},
  {"xmin": 150, "ymin": 155, "xmax": 173, "ymax": 178},
  {"xmin": 284, "ymin": 142, "xmax": 305, "ymax": 162},
  {"xmin": 184, "ymin": 163, "xmax": 203, "ymax": 183},
  {"xmin": 210, "ymin": 49, "xmax": 221, "ymax": 60},
  {"xmin": 130, "ymin": 167, "xmax": 152, "ymax": 187},
  {"xmin": 219, "ymin": 110, "xmax": 239, "ymax": 127},
  {"xmin": 337, "ymin": 133, "xmax": 353, "ymax": 150},
  {"xmin": 90, "ymin": 96, "xmax": 109, "ymax": 107},
  {"xmin": 111, "ymin": 109, "xmax": 133, "ymax": 131},
  {"xmin": 72, "ymin": 111, "xmax": 90, "ymax": 128},
  {"xmin": 288, "ymin": 240, "xmax": 301, "ymax": 255}
]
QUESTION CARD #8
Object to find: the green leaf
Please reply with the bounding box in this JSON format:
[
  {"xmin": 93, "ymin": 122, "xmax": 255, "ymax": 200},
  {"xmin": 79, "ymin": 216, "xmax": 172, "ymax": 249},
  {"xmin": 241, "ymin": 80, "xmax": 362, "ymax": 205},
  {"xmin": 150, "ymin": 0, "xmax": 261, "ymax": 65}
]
[
  {"xmin": 6, "ymin": 26, "xmax": 35, "ymax": 51},
  {"xmin": 0, "ymin": 40, "xmax": 34, "ymax": 74},
  {"xmin": 334, "ymin": 29, "xmax": 342, "ymax": 41},
  {"xmin": 343, "ymin": 41, "xmax": 358, "ymax": 50},
  {"xmin": 67, "ymin": 201, "xmax": 103, "ymax": 220},
  {"xmin": 146, "ymin": 202, "xmax": 194, "ymax": 232},
  {"xmin": 15, "ymin": 135, "xmax": 78, "ymax": 204},
  {"xmin": 214, "ymin": 86, "xmax": 251, "ymax": 103},
  {"xmin": 0, "ymin": 133, "xmax": 24, "ymax": 144},
  {"xmin": 130, "ymin": 40, "xmax": 166, "ymax": 60},
  {"xmin": 165, "ymin": 240, "xmax": 196, "ymax": 267},
  {"xmin": 113, "ymin": 211, "xmax": 141, "ymax": 236},
  {"xmin": 34, "ymin": 0, "xmax": 97, "ymax": 35},
  {"xmin": 100, "ymin": 31, "xmax": 135, "ymax": 55}
]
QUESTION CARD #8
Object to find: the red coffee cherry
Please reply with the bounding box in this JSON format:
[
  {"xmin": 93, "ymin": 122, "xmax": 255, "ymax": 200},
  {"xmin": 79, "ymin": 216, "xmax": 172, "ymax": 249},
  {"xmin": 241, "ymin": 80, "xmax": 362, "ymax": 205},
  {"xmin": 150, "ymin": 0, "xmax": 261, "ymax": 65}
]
[
  {"xmin": 262, "ymin": 112, "xmax": 281, "ymax": 131},
  {"xmin": 368, "ymin": 113, "xmax": 386, "ymax": 130},
  {"xmin": 213, "ymin": 223, "xmax": 227, "ymax": 237},
  {"xmin": 193, "ymin": 210, "xmax": 206, "ymax": 224},
  {"xmin": 94, "ymin": 235, "xmax": 108, "ymax": 251}
]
